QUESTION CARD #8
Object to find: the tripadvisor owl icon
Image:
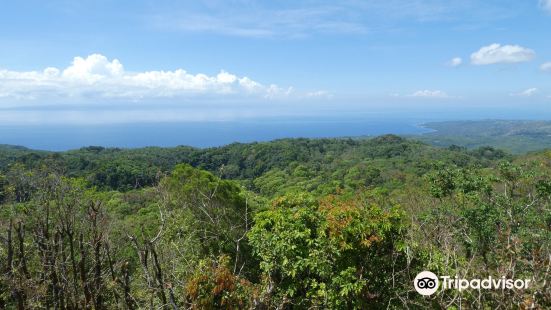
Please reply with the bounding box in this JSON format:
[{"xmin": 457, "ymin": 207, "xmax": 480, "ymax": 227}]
[{"xmin": 414, "ymin": 271, "xmax": 439, "ymax": 296}]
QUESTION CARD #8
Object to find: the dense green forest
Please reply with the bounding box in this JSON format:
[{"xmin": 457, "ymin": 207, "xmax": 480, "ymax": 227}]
[{"xmin": 0, "ymin": 136, "xmax": 549, "ymax": 309}]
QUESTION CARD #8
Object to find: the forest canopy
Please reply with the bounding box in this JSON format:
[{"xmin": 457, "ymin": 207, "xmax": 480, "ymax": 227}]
[{"xmin": 0, "ymin": 136, "xmax": 549, "ymax": 309}]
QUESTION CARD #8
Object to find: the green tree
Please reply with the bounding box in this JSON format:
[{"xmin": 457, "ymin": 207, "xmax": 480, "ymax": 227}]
[{"xmin": 249, "ymin": 193, "xmax": 411, "ymax": 309}]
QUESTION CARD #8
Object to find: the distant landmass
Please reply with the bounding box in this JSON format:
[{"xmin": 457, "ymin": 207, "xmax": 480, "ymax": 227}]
[{"xmin": 415, "ymin": 120, "xmax": 551, "ymax": 154}]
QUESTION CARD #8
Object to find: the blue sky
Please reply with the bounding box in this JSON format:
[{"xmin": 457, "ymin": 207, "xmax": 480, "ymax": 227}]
[{"xmin": 1, "ymin": 0, "xmax": 551, "ymax": 124}]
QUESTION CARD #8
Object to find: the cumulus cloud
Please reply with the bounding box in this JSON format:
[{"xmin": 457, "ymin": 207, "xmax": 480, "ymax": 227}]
[
  {"xmin": 409, "ymin": 90, "xmax": 449, "ymax": 98},
  {"xmin": 63, "ymin": 54, "xmax": 124, "ymax": 82},
  {"xmin": 510, "ymin": 88, "xmax": 538, "ymax": 97},
  {"xmin": 448, "ymin": 57, "xmax": 462, "ymax": 67},
  {"xmin": 0, "ymin": 54, "xmax": 295, "ymax": 101},
  {"xmin": 541, "ymin": 62, "xmax": 551, "ymax": 72},
  {"xmin": 540, "ymin": 0, "xmax": 551, "ymax": 13},
  {"xmin": 470, "ymin": 44, "xmax": 535, "ymax": 65}
]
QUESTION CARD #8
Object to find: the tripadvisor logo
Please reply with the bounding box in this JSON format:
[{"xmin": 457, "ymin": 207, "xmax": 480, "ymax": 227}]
[
  {"xmin": 414, "ymin": 271, "xmax": 531, "ymax": 296},
  {"xmin": 414, "ymin": 271, "xmax": 439, "ymax": 296}
]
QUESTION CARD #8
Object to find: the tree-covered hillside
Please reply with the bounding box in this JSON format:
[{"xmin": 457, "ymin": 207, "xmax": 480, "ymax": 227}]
[
  {"xmin": 0, "ymin": 136, "xmax": 548, "ymax": 309},
  {"xmin": 417, "ymin": 120, "xmax": 551, "ymax": 154},
  {"xmin": 0, "ymin": 136, "xmax": 506, "ymax": 193}
]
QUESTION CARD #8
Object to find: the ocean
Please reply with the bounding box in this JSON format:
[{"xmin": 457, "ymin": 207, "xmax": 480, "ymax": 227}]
[{"xmin": 0, "ymin": 117, "xmax": 431, "ymax": 151}]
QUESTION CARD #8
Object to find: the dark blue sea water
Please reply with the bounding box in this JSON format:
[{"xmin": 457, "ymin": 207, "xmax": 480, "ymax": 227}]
[
  {"xmin": 0, "ymin": 117, "xmax": 430, "ymax": 151},
  {"xmin": 3, "ymin": 95, "xmax": 551, "ymax": 151}
]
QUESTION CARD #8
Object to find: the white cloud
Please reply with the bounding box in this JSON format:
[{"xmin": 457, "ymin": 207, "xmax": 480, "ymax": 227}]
[
  {"xmin": 510, "ymin": 88, "xmax": 538, "ymax": 97},
  {"xmin": 470, "ymin": 44, "xmax": 535, "ymax": 65},
  {"xmin": 62, "ymin": 54, "xmax": 124, "ymax": 82},
  {"xmin": 305, "ymin": 90, "xmax": 333, "ymax": 99},
  {"xmin": 409, "ymin": 90, "xmax": 449, "ymax": 98},
  {"xmin": 540, "ymin": 0, "xmax": 551, "ymax": 13},
  {"xmin": 541, "ymin": 62, "xmax": 551, "ymax": 72},
  {"xmin": 0, "ymin": 54, "xmax": 296, "ymax": 101},
  {"xmin": 448, "ymin": 57, "xmax": 462, "ymax": 67}
]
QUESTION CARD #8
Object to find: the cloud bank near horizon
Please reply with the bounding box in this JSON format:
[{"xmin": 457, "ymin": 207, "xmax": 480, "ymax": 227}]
[{"xmin": 0, "ymin": 54, "xmax": 300, "ymax": 102}]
